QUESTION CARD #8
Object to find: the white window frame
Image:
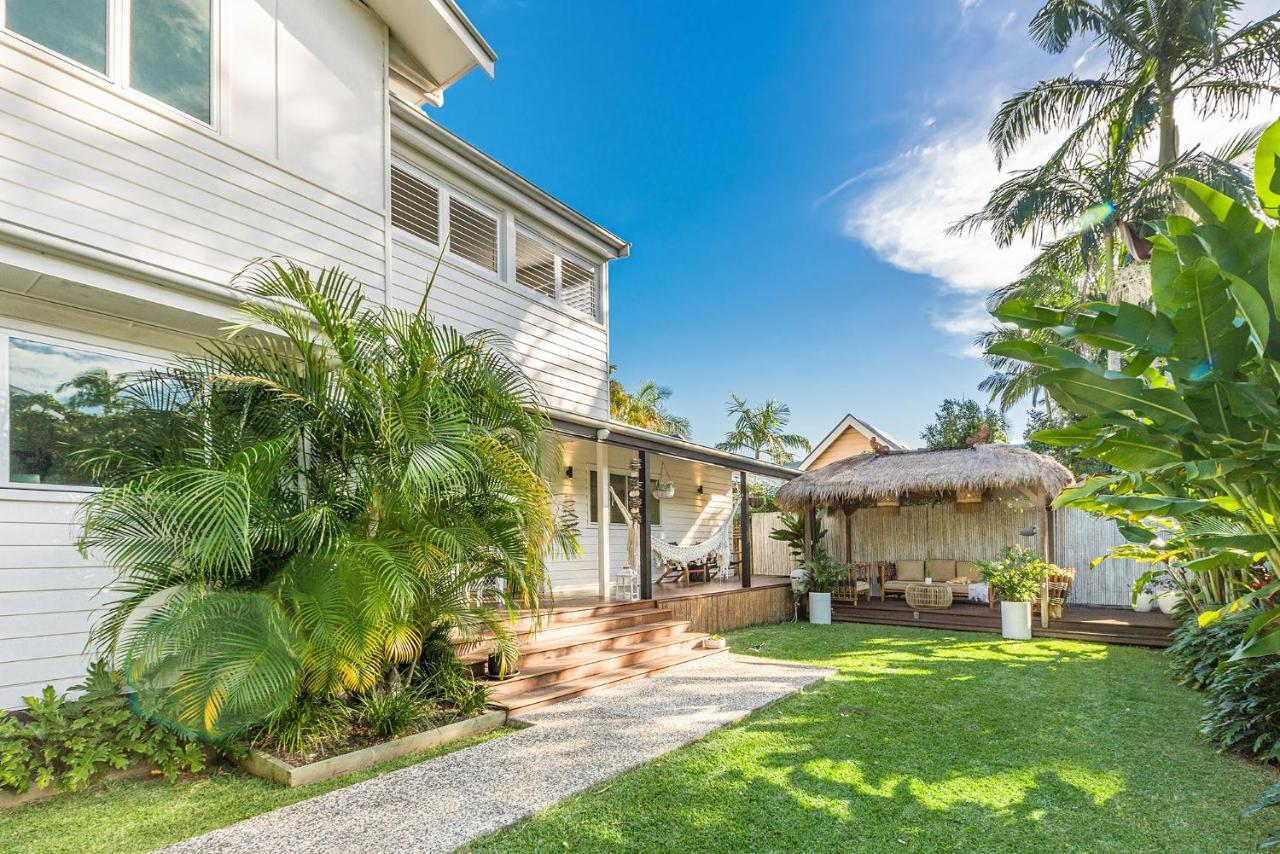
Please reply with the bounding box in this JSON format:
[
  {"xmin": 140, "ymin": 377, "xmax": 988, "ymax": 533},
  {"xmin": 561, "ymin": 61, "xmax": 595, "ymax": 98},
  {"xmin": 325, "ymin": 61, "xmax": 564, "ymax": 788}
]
[
  {"xmin": 389, "ymin": 164, "xmax": 444, "ymax": 248},
  {"xmin": 443, "ymin": 187, "xmax": 502, "ymax": 277},
  {"xmin": 514, "ymin": 222, "xmax": 601, "ymax": 322},
  {"xmin": 0, "ymin": 0, "xmax": 222, "ymax": 131},
  {"xmin": 0, "ymin": 326, "xmax": 166, "ymax": 494},
  {"xmin": 512, "ymin": 225, "xmax": 560, "ymax": 305}
]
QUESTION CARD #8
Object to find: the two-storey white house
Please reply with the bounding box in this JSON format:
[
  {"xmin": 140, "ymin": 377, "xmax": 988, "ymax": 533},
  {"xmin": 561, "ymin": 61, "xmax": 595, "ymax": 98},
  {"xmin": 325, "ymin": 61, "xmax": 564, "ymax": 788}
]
[{"xmin": 0, "ymin": 0, "xmax": 795, "ymax": 708}]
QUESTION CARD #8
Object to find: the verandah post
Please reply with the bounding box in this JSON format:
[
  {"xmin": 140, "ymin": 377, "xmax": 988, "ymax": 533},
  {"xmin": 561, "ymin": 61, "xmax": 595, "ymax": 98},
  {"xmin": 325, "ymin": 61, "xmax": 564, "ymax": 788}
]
[
  {"xmin": 638, "ymin": 451, "xmax": 652, "ymax": 601},
  {"xmin": 739, "ymin": 471, "xmax": 752, "ymax": 588}
]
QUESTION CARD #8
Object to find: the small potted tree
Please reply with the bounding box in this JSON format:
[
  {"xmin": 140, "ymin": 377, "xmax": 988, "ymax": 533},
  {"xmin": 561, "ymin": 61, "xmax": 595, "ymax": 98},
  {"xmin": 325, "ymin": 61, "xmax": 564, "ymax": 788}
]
[
  {"xmin": 801, "ymin": 546, "xmax": 844, "ymax": 625},
  {"xmin": 978, "ymin": 546, "xmax": 1046, "ymax": 641}
]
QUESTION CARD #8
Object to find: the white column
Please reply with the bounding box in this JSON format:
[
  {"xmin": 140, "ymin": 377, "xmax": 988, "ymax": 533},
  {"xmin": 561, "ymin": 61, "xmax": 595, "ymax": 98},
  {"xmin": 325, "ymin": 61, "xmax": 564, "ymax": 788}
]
[{"xmin": 596, "ymin": 433, "xmax": 610, "ymax": 598}]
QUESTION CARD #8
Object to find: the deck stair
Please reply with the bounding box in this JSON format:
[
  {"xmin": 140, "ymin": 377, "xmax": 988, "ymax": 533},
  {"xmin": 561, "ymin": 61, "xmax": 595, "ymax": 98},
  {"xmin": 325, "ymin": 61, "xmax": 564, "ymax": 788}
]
[
  {"xmin": 466, "ymin": 600, "xmax": 723, "ymax": 714},
  {"xmin": 833, "ymin": 599, "xmax": 1175, "ymax": 647}
]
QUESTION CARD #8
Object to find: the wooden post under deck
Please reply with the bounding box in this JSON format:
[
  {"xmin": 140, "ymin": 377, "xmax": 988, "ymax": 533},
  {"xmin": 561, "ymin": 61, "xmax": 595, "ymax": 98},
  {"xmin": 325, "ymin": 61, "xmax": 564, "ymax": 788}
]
[
  {"xmin": 739, "ymin": 471, "xmax": 752, "ymax": 588},
  {"xmin": 638, "ymin": 451, "xmax": 652, "ymax": 601}
]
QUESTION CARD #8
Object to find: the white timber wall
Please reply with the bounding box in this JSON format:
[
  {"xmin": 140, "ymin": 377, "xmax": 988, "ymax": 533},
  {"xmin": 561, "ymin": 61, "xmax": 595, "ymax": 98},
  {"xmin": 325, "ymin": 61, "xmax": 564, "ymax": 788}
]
[
  {"xmin": 0, "ymin": 0, "xmax": 389, "ymax": 300},
  {"xmin": 545, "ymin": 440, "xmax": 734, "ymax": 594},
  {"xmin": 390, "ymin": 237, "xmax": 610, "ymax": 419}
]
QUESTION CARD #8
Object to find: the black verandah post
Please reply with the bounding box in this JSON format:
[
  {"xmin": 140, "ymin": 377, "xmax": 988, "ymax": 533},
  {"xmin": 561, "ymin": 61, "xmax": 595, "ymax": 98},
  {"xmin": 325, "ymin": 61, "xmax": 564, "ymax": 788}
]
[
  {"xmin": 638, "ymin": 451, "xmax": 652, "ymax": 600},
  {"xmin": 739, "ymin": 471, "xmax": 752, "ymax": 588}
]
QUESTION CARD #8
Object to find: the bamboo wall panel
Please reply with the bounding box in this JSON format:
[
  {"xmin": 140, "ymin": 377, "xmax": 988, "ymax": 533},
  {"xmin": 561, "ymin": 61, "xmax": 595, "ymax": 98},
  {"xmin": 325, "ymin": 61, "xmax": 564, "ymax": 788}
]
[
  {"xmin": 662, "ymin": 585, "xmax": 793, "ymax": 634},
  {"xmin": 1054, "ymin": 507, "xmax": 1146, "ymax": 607},
  {"xmin": 747, "ymin": 505, "xmax": 1143, "ymax": 607}
]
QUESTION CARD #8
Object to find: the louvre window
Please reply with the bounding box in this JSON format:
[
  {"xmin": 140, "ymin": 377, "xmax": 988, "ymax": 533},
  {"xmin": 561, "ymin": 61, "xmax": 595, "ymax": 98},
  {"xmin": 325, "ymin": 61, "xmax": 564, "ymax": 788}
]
[
  {"xmin": 448, "ymin": 196, "xmax": 498, "ymax": 272},
  {"xmin": 390, "ymin": 167, "xmax": 440, "ymax": 244},
  {"xmin": 561, "ymin": 257, "xmax": 597, "ymax": 319},
  {"xmin": 515, "ymin": 232, "xmax": 556, "ymax": 298}
]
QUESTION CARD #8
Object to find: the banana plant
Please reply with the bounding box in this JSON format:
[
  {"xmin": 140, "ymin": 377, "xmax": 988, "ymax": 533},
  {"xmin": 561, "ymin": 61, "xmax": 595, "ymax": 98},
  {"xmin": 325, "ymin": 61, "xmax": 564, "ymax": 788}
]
[{"xmin": 988, "ymin": 117, "xmax": 1280, "ymax": 658}]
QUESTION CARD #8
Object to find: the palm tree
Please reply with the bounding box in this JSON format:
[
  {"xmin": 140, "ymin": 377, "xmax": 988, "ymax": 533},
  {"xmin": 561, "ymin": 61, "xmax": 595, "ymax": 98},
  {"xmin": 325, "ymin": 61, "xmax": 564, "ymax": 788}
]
[
  {"xmin": 716, "ymin": 395, "xmax": 811, "ymax": 464},
  {"xmin": 957, "ymin": 118, "xmax": 1259, "ymax": 304},
  {"xmin": 991, "ymin": 1, "xmax": 1280, "ymax": 172},
  {"xmin": 609, "ymin": 371, "xmax": 691, "ymax": 438},
  {"xmin": 79, "ymin": 260, "xmax": 566, "ymax": 737}
]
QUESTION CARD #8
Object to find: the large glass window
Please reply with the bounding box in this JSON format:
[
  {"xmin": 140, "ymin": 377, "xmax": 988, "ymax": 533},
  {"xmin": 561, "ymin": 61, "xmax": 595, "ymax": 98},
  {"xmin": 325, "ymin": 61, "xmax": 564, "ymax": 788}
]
[
  {"xmin": 589, "ymin": 471, "xmax": 661, "ymax": 525},
  {"xmin": 6, "ymin": 0, "xmax": 109, "ymax": 73},
  {"xmin": 130, "ymin": 0, "xmax": 212, "ymax": 122},
  {"xmin": 8, "ymin": 338, "xmax": 153, "ymax": 486}
]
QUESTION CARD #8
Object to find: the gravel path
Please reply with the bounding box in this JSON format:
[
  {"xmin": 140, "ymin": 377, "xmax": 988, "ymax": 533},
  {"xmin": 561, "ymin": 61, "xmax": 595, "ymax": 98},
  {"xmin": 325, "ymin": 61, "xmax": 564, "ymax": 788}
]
[{"xmin": 165, "ymin": 653, "xmax": 832, "ymax": 854}]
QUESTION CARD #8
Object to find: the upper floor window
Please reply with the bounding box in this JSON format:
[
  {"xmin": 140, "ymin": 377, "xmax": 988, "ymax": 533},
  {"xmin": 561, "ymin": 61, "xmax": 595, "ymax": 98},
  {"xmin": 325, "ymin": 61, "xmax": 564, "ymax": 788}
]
[
  {"xmin": 2, "ymin": 0, "xmax": 213, "ymax": 123},
  {"xmin": 130, "ymin": 0, "xmax": 212, "ymax": 123},
  {"xmin": 448, "ymin": 195, "xmax": 498, "ymax": 273},
  {"xmin": 6, "ymin": 0, "xmax": 108, "ymax": 73},
  {"xmin": 390, "ymin": 162, "xmax": 603, "ymax": 323}
]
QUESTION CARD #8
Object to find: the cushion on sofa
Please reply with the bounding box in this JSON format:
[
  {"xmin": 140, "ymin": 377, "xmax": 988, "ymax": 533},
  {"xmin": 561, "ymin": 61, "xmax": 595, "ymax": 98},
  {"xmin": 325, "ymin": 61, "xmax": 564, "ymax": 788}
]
[
  {"xmin": 896, "ymin": 560, "xmax": 925, "ymax": 581},
  {"xmin": 956, "ymin": 560, "xmax": 980, "ymax": 582},
  {"xmin": 928, "ymin": 559, "xmax": 957, "ymax": 581}
]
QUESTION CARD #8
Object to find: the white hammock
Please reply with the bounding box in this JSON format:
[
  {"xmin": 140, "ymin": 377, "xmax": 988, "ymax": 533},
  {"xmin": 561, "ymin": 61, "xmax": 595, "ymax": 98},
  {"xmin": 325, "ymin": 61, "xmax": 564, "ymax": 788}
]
[
  {"xmin": 650, "ymin": 515, "xmax": 735, "ymax": 579},
  {"xmin": 606, "ymin": 486, "xmax": 735, "ymax": 580}
]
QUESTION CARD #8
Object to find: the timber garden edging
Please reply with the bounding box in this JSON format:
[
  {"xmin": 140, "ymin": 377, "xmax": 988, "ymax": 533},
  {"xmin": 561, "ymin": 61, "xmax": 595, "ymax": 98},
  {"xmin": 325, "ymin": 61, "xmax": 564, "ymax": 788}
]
[{"xmin": 236, "ymin": 709, "xmax": 509, "ymax": 787}]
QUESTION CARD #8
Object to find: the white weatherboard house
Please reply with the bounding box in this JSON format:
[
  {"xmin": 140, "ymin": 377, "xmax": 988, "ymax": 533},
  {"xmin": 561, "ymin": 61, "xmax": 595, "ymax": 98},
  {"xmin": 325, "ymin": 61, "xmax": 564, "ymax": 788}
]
[{"xmin": 0, "ymin": 0, "xmax": 794, "ymax": 708}]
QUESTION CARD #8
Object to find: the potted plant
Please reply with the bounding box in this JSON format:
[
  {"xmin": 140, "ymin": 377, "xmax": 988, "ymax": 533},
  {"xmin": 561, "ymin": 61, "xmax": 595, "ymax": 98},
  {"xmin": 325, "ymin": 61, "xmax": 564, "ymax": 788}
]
[
  {"xmin": 801, "ymin": 546, "xmax": 844, "ymax": 625},
  {"xmin": 977, "ymin": 546, "xmax": 1047, "ymax": 640},
  {"xmin": 1133, "ymin": 579, "xmax": 1158, "ymax": 612},
  {"xmin": 703, "ymin": 633, "xmax": 727, "ymax": 650}
]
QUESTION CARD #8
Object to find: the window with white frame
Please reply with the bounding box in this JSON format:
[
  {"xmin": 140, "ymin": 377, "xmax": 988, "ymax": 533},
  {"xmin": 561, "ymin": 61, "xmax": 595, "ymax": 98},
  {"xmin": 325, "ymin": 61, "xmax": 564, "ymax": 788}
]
[
  {"xmin": 447, "ymin": 194, "xmax": 499, "ymax": 272},
  {"xmin": 5, "ymin": 334, "xmax": 162, "ymax": 488},
  {"xmin": 514, "ymin": 231, "xmax": 556, "ymax": 298},
  {"xmin": 390, "ymin": 166, "xmax": 440, "ymax": 245},
  {"xmin": 516, "ymin": 226, "xmax": 599, "ymax": 320},
  {"xmin": 389, "ymin": 163, "xmax": 603, "ymax": 321},
  {"xmin": 2, "ymin": 0, "xmax": 214, "ymax": 123}
]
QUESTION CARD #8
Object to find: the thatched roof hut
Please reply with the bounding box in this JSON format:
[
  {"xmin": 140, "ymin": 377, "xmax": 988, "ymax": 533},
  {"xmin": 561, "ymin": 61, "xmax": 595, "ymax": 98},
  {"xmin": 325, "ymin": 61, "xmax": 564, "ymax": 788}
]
[{"xmin": 776, "ymin": 444, "xmax": 1073, "ymax": 511}]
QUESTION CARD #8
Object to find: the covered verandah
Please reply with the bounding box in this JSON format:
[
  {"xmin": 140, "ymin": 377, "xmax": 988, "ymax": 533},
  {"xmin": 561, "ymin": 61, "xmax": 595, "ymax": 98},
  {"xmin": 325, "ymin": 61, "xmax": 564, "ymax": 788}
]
[{"xmin": 547, "ymin": 412, "xmax": 797, "ymax": 605}]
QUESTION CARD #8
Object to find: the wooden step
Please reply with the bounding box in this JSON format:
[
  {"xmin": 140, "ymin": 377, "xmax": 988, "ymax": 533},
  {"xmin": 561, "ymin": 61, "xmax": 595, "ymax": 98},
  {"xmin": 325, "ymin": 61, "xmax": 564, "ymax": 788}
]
[
  {"xmin": 464, "ymin": 618, "xmax": 696, "ymax": 671},
  {"xmin": 459, "ymin": 609, "xmax": 675, "ymax": 663},
  {"xmin": 476, "ymin": 600, "xmax": 658, "ymax": 636},
  {"xmin": 481, "ymin": 632, "xmax": 711, "ymax": 692},
  {"xmin": 490, "ymin": 645, "xmax": 726, "ymax": 714}
]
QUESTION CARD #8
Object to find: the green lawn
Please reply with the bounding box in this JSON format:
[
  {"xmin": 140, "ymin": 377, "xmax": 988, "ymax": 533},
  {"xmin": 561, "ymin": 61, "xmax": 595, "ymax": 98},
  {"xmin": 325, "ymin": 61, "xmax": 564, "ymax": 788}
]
[
  {"xmin": 2, "ymin": 727, "xmax": 514, "ymax": 854},
  {"xmin": 469, "ymin": 622, "xmax": 1280, "ymax": 854}
]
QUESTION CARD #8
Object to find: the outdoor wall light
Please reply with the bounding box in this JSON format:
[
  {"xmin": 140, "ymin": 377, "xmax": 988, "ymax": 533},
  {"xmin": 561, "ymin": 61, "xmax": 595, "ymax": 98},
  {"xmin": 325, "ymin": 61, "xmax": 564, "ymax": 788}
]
[
  {"xmin": 697, "ymin": 484, "xmax": 704, "ymax": 495},
  {"xmin": 565, "ymin": 466, "xmax": 573, "ymax": 479}
]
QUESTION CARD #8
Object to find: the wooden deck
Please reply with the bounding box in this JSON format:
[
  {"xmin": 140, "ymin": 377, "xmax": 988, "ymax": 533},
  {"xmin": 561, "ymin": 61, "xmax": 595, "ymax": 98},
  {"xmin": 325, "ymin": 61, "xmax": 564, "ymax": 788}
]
[
  {"xmin": 552, "ymin": 577, "xmax": 794, "ymax": 635},
  {"xmin": 833, "ymin": 597, "xmax": 1177, "ymax": 647}
]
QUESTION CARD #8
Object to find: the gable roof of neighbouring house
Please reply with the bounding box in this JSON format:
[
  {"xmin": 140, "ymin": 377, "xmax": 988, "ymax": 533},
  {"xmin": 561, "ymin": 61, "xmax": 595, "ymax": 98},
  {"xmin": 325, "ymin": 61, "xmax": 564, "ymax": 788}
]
[{"xmin": 798, "ymin": 413, "xmax": 911, "ymax": 471}]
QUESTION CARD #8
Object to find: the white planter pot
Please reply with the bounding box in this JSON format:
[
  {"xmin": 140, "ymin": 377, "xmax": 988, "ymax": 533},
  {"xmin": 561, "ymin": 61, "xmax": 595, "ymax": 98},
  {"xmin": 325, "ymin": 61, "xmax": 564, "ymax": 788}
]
[
  {"xmin": 809, "ymin": 591, "xmax": 832, "ymax": 625},
  {"xmin": 1133, "ymin": 592, "xmax": 1154, "ymax": 613},
  {"xmin": 1156, "ymin": 590, "xmax": 1182, "ymax": 615},
  {"xmin": 703, "ymin": 637, "xmax": 727, "ymax": 650},
  {"xmin": 1000, "ymin": 601, "xmax": 1032, "ymax": 640}
]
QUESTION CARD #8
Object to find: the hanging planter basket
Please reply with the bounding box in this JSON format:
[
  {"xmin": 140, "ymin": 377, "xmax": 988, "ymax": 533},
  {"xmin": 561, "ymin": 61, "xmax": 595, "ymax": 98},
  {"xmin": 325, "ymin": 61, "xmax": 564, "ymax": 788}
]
[
  {"xmin": 653, "ymin": 481, "xmax": 676, "ymax": 500},
  {"xmin": 748, "ymin": 493, "xmax": 766, "ymax": 510}
]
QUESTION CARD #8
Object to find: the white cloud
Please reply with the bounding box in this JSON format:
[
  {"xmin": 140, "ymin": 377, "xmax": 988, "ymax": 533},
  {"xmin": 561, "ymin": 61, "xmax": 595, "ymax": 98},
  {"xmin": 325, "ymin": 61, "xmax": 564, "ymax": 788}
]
[{"xmin": 837, "ymin": 16, "xmax": 1279, "ymax": 361}]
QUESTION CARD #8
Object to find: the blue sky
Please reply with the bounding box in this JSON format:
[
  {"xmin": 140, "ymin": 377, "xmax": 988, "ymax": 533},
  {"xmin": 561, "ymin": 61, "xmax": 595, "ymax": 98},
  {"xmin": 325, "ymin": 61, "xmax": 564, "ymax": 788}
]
[{"xmin": 432, "ymin": 0, "xmax": 1268, "ymax": 451}]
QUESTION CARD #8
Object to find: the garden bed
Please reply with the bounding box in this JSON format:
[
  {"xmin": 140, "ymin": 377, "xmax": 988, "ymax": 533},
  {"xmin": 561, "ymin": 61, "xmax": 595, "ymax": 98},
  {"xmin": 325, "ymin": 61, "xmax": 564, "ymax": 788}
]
[{"xmin": 237, "ymin": 708, "xmax": 507, "ymax": 787}]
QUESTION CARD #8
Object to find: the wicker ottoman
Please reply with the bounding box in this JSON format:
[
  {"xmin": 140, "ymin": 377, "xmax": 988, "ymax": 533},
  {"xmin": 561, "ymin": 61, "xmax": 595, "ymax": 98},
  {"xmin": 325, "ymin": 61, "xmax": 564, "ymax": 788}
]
[{"xmin": 905, "ymin": 582, "xmax": 953, "ymax": 610}]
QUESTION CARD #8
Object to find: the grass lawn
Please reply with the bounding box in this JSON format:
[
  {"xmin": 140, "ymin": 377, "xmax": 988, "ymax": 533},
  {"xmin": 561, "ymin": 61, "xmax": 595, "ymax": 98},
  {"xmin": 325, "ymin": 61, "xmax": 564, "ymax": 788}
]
[
  {"xmin": 469, "ymin": 622, "xmax": 1280, "ymax": 853},
  {"xmin": 2, "ymin": 727, "xmax": 515, "ymax": 854}
]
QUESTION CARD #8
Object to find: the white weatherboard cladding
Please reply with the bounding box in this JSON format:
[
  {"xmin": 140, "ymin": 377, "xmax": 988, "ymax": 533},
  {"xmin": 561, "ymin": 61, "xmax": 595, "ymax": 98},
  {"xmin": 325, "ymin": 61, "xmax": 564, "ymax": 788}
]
[
  {"xmin": 546, "ymin": 440, "xmax": 735, "ymax": 594},
  {"xmin": 0, "ymin": 0, "xmax": 388, "ymax": 299},
  {"xmin": 391, "ymin": 238, "xmax": 610, "ymax": 419}
]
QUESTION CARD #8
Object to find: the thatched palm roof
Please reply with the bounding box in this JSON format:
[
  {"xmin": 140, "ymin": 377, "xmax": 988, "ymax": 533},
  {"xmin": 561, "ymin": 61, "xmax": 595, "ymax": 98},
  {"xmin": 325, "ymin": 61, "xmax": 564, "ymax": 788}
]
[{"xmin": 775, "ymin": 444, "xmax": 1073, "ymax": 510}]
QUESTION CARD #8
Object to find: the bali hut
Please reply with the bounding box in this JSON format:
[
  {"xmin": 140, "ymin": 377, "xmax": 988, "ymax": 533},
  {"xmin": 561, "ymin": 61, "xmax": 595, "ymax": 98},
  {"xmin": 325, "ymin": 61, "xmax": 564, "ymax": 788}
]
[{"xmin": 776, "ymin": 444, "xmax": 1073, "ymax": 618}]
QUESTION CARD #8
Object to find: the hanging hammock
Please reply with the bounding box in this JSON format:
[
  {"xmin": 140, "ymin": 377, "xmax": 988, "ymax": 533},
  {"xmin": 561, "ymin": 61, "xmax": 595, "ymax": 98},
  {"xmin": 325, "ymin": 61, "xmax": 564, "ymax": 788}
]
[
  {"xmin": 608, "ymin": 486, "xmax": 735, "ymax": 580},
  {"xmin": 650, "ymin": 515, "xmax": 735, "ymax": 579}
]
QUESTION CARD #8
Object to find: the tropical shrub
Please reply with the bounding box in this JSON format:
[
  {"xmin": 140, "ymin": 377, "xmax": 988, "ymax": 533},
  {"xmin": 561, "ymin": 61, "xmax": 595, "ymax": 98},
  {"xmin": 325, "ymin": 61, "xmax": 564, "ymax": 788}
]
[
  {"xmin": 1201, "ymin": 654, "xmax": 1280, "ymax": 764},
  {"xmin": 356, "ymin": 688, "xmax": 429, "ymax": 740},
  {"xmin": 800, "ymin": 546, "xmax": 846, "ymax": 595},
  {"xmin": 988, "ymin": 118, "xmax": 1280, "ymax": 657},
  {"xmin": 0, "ymin": 663, "xmax": 205, "ymax": 793},
  {"xmin": 1167, "ymin": 610, "xmax": 1255, "ymax": 691},
  {"xmin": 977, "ymin": 546, "xmax": 1048, "ymax": 602},
  {"xmin": 78, "ymin": 261, "xmax": 571, "ymax": 739},
  {"xmin": 770, "ymin": 511, "xmax": 827, "ymax": 563}
]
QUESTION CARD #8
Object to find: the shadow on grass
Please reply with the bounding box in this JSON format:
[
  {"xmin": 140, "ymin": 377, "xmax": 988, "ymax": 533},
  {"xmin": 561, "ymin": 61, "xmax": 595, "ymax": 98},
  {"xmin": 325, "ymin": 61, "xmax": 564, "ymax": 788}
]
[{"xmin": 474, "ymin": 623, "xmax": 1280, "ymax": 853}]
